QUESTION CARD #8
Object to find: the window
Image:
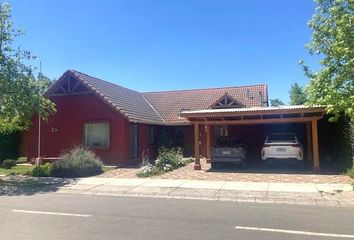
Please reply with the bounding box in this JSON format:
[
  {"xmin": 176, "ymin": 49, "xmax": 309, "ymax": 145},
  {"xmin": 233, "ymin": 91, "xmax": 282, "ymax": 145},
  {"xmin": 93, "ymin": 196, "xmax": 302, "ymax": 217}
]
[
  {"xmin": 214, "ymin": 125, "xmax": 228, "ymax": 137},
  {"xmin": 267, "ymin": 133, "xmax": 296, "ymax": 143},
  {"xmin": 148, "ymin": 126, "xmax": 154, "ymax": 145},
  {"xmin": 130, "ymin": 124, "xmax": 138, "ymax": 158},
  {"xmin": 84, "ymin": 122, "xmax": 110, "ymax": 148}
]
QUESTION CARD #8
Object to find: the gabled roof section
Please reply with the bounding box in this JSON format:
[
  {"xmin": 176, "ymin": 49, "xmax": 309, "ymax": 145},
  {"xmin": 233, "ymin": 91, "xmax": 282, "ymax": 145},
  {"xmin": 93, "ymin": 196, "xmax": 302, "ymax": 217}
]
[
  {"xmin": 142, "ymin": 84, "xmax": 268, "ymax": 124},
  {"xmin": 209, "ymin": 92, "xmax": 245, "ymax": 109},
  {"xmin": 46, "ymin": 70, "xmax": 269, "ymax": 125},
  {"xmin": 46, "ymin": 70, "xmax": 165, "ymax": 124},
  {"xmin": 47, "ymin": 72, "xmax": 91, "ymax": 96}
]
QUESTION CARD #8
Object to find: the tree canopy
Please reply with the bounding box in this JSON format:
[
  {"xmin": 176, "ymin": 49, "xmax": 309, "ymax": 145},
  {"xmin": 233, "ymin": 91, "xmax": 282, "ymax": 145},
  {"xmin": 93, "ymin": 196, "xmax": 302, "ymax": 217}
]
[
  {"xmin": 301, "ymin": 0, "xmax": 354, "ymax": 121},
  {"xmin": 0, "ymin": 2, "xmax": 55, "ymax": 132},
  {"xmin": 270, "ymin": 98, "xmax": 285, "ymax": 107},
  {"xmin": 289, "ymin": 83, "xmax": 308, "ymax": 105}
]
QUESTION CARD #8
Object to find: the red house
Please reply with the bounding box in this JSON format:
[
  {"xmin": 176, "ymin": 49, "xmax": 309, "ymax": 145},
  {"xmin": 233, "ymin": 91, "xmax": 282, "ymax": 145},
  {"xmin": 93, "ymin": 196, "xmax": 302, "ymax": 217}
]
[
  {"xmin": 23, "ymin": 70, "xmax": 267, "ymax": 164},
  {"xmin": 23, "ymin": 70, "xmax": 325, "ymax": 171}
]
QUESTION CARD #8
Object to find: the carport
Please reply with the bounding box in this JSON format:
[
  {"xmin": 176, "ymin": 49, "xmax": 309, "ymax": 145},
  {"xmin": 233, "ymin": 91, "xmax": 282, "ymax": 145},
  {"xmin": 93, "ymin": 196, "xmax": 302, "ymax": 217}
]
[{"xmin": 180, "ymin": 106, "xmax": 326, "ymax": 173}]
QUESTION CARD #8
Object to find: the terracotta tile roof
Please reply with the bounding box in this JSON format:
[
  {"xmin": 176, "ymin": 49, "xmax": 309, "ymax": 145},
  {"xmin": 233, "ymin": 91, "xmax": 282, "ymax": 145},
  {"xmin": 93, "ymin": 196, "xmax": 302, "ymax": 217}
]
[
  {"xmin": 143, "ymin": 85, "xmax": 268, "ymax": 124},
  {"xmin": 48, "ymin": 70, "xmax": 268, "ymax": 125}
]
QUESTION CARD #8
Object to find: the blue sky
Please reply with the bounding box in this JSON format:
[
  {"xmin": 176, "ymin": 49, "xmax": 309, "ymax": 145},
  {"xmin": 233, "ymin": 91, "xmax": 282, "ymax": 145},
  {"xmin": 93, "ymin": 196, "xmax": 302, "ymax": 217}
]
[{"xmin": 9, "ymin": 0, "xmax": 318, "ymax": 103}]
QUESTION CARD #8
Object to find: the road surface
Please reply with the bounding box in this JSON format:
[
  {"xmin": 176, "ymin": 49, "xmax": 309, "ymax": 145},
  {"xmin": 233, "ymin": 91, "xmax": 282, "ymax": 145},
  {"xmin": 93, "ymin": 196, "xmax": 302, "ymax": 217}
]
[{"xmin": 0, "ymin": 193, "xmax": 354, "ymax": 240}]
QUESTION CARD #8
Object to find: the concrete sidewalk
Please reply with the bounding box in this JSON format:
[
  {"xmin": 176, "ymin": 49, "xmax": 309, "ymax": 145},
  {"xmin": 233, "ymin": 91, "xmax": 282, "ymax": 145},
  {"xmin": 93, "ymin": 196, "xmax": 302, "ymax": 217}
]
[{"xmin": 57, "ymin": 177, "xmax": 354, "ymax": 207}]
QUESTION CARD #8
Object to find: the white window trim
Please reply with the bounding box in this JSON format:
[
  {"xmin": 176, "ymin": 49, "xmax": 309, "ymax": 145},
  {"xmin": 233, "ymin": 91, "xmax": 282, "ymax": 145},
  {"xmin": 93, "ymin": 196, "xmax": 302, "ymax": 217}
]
[{"xmin": 83, "ymin": 121, "xmax": 110, "ymax": 149}]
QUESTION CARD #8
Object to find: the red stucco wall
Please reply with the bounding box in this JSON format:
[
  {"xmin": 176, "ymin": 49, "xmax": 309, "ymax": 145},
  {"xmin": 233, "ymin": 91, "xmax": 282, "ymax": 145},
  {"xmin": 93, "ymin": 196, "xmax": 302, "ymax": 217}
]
[{"xmin": 23, "ymin": 93, "xmax": 132, "ymax": 165}]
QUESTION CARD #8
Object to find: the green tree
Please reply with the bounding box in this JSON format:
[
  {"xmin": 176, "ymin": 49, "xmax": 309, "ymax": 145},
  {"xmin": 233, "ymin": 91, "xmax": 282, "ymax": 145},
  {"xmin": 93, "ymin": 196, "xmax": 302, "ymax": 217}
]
[
  {"xmin": 300, "ymin": 0, "xmax": 354, "ymax": 121},
  {"xmin": 0, "ymin": 2, "xmax": 55, "ymax": 132},
  {"xmin": 270, "ymin": 98, "xmax": 285, "ymax": 107},
  {"xmin": 289, "ymin": 83, "xmax": 308, "ymax": 105}
]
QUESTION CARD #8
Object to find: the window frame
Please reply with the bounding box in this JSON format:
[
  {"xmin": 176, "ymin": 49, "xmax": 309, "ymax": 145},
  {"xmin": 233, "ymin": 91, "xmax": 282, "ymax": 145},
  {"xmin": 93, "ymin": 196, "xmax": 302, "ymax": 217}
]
[
  {"xmin": 148, "ymin": 126, "xmax": 154, "ymax": 145},
  {"xmin": 83, "ymin": 121, "xmax": 111, "ymax": 150}
]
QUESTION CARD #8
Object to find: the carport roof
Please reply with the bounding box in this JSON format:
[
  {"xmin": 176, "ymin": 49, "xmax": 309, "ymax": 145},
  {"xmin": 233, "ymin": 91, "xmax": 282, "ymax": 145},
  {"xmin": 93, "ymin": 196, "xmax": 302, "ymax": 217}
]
[
  {"xmin": 180, "ymin": 105, "xmax": 326, "ymax": 116},
  {"xmin": 180, "ymin": 105, "xmax": 326, "ymax": 125}
]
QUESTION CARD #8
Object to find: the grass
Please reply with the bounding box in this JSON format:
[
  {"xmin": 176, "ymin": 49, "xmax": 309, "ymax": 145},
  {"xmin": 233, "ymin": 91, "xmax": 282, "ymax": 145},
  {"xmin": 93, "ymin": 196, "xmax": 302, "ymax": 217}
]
[
  {"xmin": 102, "ymin": 166, "xmax": 116, "ymax": 173},
  {"xmin": 0, "ymin": 164, "xmax": 113, "ymax": 177},
  {"xmin": 0, "ymin": 165, "xmax": 34, "ymax": 176}
]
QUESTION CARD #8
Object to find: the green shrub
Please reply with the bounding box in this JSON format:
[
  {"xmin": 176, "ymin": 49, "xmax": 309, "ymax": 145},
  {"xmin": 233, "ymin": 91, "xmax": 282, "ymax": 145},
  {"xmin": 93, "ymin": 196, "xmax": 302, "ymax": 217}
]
[
  {"xmin": 32, "ymin": 163, "xmax": 53, "ymax": 177},
  {"xmin": 136, "ymin": 163, "xmax": 160, "ymax": 177},
  {"xmin": 52, "ymin": 146, "xmax": 103, "ymax": 178},
  {"xmin": 155, "ymin": 147, "xmax": 183, "ymax": 170},
  {"xmin": 137, "ymin": 147, "xmax": 189, "ymax": 177},
  {"xmin": 2, "ymin": 159, "xmax": 17, "ymax": 169},
  {"xmin": 16, "ymin": 156, "xmax": 28, "ymax": 164},
  {"xmin": 0, "ymin": 132, "xmax": 20, "ymax": 161},
  {"xmin": 347, "ymin": 168, "xmax": 354, "ymax": 178}
]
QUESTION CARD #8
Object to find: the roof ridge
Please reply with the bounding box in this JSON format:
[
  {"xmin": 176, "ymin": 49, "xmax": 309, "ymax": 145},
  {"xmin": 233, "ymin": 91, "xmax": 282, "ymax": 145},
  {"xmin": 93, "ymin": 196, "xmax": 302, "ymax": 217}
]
[
  {"xmin": 142, "ymin": 83, "xmax": 267, "ymax": 94},
  {"xmin": 142, "ymin": 95, "xmax": 166, "ymax": 123},
  {"xmin": 69, "ymin": 69, "xmax": 141, "ymax": 95},
  {"xmin": 69, "ymin": 70, "xmax": 267, "ymax": 96}
]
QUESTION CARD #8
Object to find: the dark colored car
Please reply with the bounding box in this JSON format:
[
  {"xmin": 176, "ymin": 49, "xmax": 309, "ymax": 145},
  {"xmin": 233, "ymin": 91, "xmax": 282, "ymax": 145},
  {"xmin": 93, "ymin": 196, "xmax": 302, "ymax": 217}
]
[{"xmin": 211, "ymin": 136, "xmax": 248, "ymax": 168}]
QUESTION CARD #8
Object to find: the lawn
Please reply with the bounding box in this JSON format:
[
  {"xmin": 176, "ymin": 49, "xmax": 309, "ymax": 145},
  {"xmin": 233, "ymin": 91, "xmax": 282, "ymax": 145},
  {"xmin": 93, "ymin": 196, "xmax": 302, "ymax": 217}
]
[
  {"xmin": 0, "ymin": 165, "xmax": 113, "ymax": 177},
  {"xmin": 0, "ymin": 165, "xmax": 34, "ymax": 176},
  {"xmin": 102, "ymin": 166, "xmax": 117, "ymax": 173}
]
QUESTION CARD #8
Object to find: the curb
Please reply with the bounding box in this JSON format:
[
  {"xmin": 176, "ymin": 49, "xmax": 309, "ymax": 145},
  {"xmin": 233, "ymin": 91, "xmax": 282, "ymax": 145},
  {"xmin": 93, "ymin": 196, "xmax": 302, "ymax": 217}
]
[{"xmin": 56, "ymin": 187, "xmax": 354, "ymax": 208}]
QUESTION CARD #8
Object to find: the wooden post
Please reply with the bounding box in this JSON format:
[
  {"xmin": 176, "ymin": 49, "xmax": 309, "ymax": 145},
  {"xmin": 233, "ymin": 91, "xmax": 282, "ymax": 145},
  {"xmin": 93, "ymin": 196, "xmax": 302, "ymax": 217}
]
[
  {"xmin": 306, "ymin": 122, "xmax": 312, "ymax": 162},
  {"xmin": 194, "ymin": 123, "xmax": 201, "ymax": 170},
  {"xmin": 206, "ymin": 125, "xmax": 211, "ymax": 163},
  {"xmin": 311, "ymin": 119, "xmax": 320, "ymax": 173}
]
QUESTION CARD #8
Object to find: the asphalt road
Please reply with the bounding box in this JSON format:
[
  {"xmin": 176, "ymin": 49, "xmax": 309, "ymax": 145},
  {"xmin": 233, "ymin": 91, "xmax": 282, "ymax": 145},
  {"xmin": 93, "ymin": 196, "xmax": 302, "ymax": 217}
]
[{"xmin": 0, "ymin": 193, "xmax": 354, "ymax": 240}]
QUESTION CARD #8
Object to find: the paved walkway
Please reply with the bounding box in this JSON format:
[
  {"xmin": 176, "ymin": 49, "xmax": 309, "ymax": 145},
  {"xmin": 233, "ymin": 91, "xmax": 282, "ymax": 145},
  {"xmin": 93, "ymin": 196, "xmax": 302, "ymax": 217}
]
[
  {"xmin": 101, "ymin": 159, "xmax": 352, "ymax": 184},
  {"xmin": 1, "ymin": 175, "xmax": 353, "ymax": 207},
  {"xmin": 57, "ymin": 177, "xmax": 354, "ymax": 207}
]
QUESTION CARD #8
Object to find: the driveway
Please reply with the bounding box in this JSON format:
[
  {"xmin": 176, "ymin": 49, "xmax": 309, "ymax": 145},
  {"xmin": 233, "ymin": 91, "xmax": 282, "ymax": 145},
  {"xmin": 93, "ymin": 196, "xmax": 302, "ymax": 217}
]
[{"xmin": 101, "ymin": 159, "xmax": 352, "ymax": 184}]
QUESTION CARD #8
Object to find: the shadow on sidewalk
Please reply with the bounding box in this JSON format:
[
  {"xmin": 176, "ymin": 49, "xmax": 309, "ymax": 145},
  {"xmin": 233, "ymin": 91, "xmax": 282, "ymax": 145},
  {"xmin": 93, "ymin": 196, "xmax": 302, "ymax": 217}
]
[{"xmin": 0, "ymin": 176, "xmax": 76, "ymax": 196}]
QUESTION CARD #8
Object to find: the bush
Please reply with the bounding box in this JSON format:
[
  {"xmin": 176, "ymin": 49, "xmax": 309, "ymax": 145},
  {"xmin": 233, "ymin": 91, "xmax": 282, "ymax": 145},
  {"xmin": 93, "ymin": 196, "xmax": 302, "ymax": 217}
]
[
  {"xmin": 32, "ymin": 163, "xmax": 53, "ymax": 177},
  {"xmin": 2, "ymin": 159, "xmax": 17, "ymax": 169},
  {"xmin": 155, "ymin": 147, "xmax": 184, "ymax": 169},
  {"xmin": 16, "ymin": 156, "xmax": 28, "ymax": 164},
  {"xmin": 0, "ymin": 132, "xmax": 20, "ymax": 161},
  {"xmin": 137, "ymin": 147, "xmax": 191, "ymax": 177},
  {"xmin": 347, "ymin": 168, "xmax": 354, "ymax": 178},
  {"xmin": 52, "ymin": 146, "xmax": 103, "ymax": 178},
  {"xmin": 136, "ymin": 163, "xmax": 160, "ymax": 177}
]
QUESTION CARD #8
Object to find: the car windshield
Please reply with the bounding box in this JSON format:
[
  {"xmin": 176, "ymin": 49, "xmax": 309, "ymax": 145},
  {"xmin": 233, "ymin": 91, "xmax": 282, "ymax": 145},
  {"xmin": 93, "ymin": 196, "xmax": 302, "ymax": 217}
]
[
  {"xmin": 267, "ymin": 134, "xmax": 296, "ymax": 143},
  {"xmin": 215, "ymin": 137, "xmax": 244, "ymax": 147}
]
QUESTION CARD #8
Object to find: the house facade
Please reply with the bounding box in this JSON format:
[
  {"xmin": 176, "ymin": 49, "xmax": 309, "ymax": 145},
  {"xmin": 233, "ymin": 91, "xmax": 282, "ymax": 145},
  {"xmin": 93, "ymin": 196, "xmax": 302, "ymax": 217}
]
[{"xmin": 23, "ymin": 70, "xmax": 326, "ymax": 171}]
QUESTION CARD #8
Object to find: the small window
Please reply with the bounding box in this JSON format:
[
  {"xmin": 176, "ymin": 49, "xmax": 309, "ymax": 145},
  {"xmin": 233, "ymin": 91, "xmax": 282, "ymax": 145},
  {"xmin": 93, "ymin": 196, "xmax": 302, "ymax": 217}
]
[
  {"xmin": 148, "ymin": 126, "xmax": 154, "ymax": 145},
  {"xmin": 84, "ymin": 122, "xmax": 110, "ymax": 148},
  {"xmin": 214, "ymin": 125, "xmax": 228, "ymax": 137},
  {"xmin": 130, "ymin": 124, "xmax": 138, "ymax": 158}
]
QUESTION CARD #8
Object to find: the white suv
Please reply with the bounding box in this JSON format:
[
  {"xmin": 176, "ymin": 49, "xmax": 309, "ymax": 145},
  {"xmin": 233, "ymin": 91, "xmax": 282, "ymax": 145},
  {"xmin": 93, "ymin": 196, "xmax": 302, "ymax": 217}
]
[{"xmin": 261, "ymin": 133, "xmax": 304, "ymax": 162}]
